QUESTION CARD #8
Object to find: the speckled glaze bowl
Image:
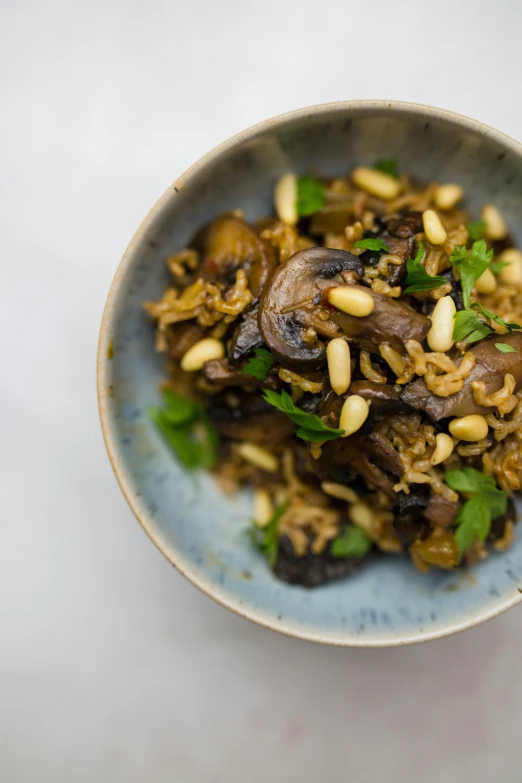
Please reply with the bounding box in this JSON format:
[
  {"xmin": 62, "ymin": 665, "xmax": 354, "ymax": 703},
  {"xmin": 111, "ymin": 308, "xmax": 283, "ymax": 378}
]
[{"xmin": 98, "ymin": 100, "xmax": 522, "ymax": 646}]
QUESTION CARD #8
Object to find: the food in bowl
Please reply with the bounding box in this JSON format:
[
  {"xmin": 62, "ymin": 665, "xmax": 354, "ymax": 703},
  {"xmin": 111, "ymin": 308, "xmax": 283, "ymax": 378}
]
[{"xmin": 143, "ymin": 160, "xmax": 522, "ymax": 587}]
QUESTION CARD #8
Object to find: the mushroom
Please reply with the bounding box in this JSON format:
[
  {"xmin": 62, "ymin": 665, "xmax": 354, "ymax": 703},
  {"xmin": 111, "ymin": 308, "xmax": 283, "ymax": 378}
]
[
  {"xmin": 228, "ymin": 307, "xmax": 264, "ymax": 367},
  {"xmin": 401, "ymin": 332, "xmax": 522, "ymax": 420},
  {"xmin": 258, "ymin": 247, "xmax": 364, "ymax": 371},
  {"xmin": 321, "ymin": 381, "xmax": 410, "ymax": 425},
  {"xmin": 360, "ymin": 211, "xmax": 423, "ymax": 285},
  {"xmin": 166, "ymin": 321, "xmax": 204, "ymax": 360},
  {"xmin": 274, "ymin": 533, "xmax": 366, "ymax": 587},
  {"xmin": 329, "ymin": 285, "xmax": 431, "ymax": 355},
  {"xmin": 202, "ymin": 358, "xmax": 277, "ymax": 388},
  {"xmin": 206, "ymin": 391, "xmax": 294, "ymax": 445}
]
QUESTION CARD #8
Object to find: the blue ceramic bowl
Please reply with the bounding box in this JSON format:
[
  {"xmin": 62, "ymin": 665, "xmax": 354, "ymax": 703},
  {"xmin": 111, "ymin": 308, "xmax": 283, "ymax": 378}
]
[{"xmin": 98, "ymin": 101, "xmax": 522, "ymax": 646}]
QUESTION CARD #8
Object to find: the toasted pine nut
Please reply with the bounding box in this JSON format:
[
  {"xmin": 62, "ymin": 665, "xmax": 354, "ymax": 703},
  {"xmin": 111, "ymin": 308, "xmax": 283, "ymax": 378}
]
[
  {"xmin": 180, "ymin": 338, "xmax": 225, "ymax": 372},
  {"xmin": 274, "ymin": 173, "xmax": 298, "ymax": 225},
  {"xmin": 326, "ymin": 338, "xmax": 351, "ymax": 395},
  {"xmin": 422, "ymin": 209, "xmax": 447, "ymax": 246},
  {"xmin": 498, "ymin": 248, "xmax": 522, "ymax": 288},
  {"xmin": 253, "ymin": 488, "xmax": 274, "ymax": 527},
  {"xmin": 434, "ymin": 183, "xmax": 464, "ymax": 211},
  {"xmin": 236, "ymin": 443, "xmax": 278, "ymax": 473},
  {"xmin": 481, "ymin": 203, "xmax": 507, "ymax": 241},
  {"xmin": 448, "ymin": 415, "xmax": 488, "ymax": 442},
  {"xmin": 427, "ymin": 295, "xmax": 456, "ymax": 352},
  {"xmin": 321, "ymin": 481, "xmax": 359, "ymax": 503},
  {"xmin": 430, "ymin": 433, "xmax": 454, "ymax": 465},
  {"xmin": 352, "ymin": 167, "xmax": 401, "ymax": 201},
  {"xmin": 474, "ymin": 267, "xmax": 497, "ymax": 294},
  {"xmin": 327, "ymin": 286, "xmax": 375, "ymax": 317},
  {"xmin": 348, "ymin": 502, "xmax": 374, "ymax": 535},
  {"xmin": 339, "ymin": 395, "xmax": 370, "ymax": 437}
]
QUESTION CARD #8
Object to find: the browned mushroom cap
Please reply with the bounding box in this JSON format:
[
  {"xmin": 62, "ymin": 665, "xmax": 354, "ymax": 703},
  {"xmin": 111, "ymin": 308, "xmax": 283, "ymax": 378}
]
[
  {"xmin": 401, "ymin": 331, "xmax": 522, "ymax": 420},
  {"xmin": 191, "ymin": 215, "xmax": 275, "ymax": 300},
  {"xmin": 329, "ymin": 285, "xmax": 431, "ymax": 355},
  {"xmin": 258, "ymin": 247, "xmax": 364, "ymax": 370}
]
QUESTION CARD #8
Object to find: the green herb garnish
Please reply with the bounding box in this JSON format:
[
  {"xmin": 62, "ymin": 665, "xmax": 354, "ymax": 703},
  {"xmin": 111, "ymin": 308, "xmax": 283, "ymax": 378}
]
[
  {"xmin": 467, "ymin": 220, "xmax": 487, "ymax": 242},
  {"xmin": 472, "ymin": 303, "xmax": 522, "ymax": 333},
  {"xmin": 149, "ymin": 389, "xmax": 218, "ymax": 469},
  {"xmin": 449, "ymin": 240, "xmax": 493, "ymax": 308},
  {"xmin": 374, "ymin": 158, "xmax": 399, "ymax": 178},
  {"xmin": 445, "ymin": 468, "xmax": 508, "ymax": 554},
  {"xmin": 296, "ymin": 176, "xmax": 325, "ymax": 217},
  {"xmin": 241, "ymin": 348, "xmax": 275, "ymax": 381},
  {"xmin": 495, "ymin": 343, "xmax": 517, "ymax": 353},
  {"xmin": 452, "ymin": 309, "xmax": 493, "ymax": 343},
  {"xmin": 403, "ymin": 242, "xmax": 446, "ymax": 293},
  {"xmin": 250, "ymin": 501, "xmax": 288, "ymax": 567},
  {"xmin": 331, "ymin": 525, "xmax": 373, "ymax": 558},
  {"xmin": 262, "ymin": 388, "xmax": 344, "ymax": 442},
  {"xmin": 354, "ymin": 238, "xmax": 389, "ymax": 253}
]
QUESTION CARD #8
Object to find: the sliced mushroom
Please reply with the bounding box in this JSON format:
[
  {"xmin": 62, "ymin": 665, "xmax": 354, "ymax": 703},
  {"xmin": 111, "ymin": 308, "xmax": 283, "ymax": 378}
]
[
  {"xmin": 401, "ymin": 332, "xmax": 522, "ymax": 420},
  {"xmin": 329, "ymin": 285, "xmax": 431, "ymax": 355},
  {"xmin": 423, "ymin": 495, "xmax": 460, "ymax": 527},
  {"xmin": 206, "ymin": 391, "xmax": 294, "ymax": 445},
  {"xmin": 191, "ymin": 215, "xmax": 275, "ymax": 300},
  {"xmin": 166, "ymin": 322, "xmax": 204, "ymax": 360},
  {"xmin": 227, "ymin": 307, "xmax": 265, "ymax": 367},
  {"xmin": 202, "ymin": 358, "xmax": 277, "ymax": 388},
  {"xmin": 360, "ymin": 211, "xmax": 423, "ymax": 285},
  {"xmin": 274, "ymin": 533, "xmax": 366, "ymax": 587},
  {"xmin": 258, "ymin": 247, "xmax": 364, "ymax": 370},
  {"xmin": 321, "ymin": 381, "xmax": 410, "ymax": 425}
]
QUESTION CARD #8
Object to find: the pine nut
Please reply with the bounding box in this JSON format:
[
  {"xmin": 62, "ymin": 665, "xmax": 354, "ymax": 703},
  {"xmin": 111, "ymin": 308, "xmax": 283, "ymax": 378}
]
[
  {"xmin": 448, "ymin": 415, "xmax": 488, "ymax": 442},
  {"xmin": 498, "ymin": 248, "xmax": 522, "ymax": 288},
  {"xmin": 481, "ymin": 203, "xmax": 507, "ymax": 241},
  {"xmin": 180, "ymin": 338, "xmax": 225, "ymax": 372},
  {"xmin": 348, "ymin": 502, "xmax": 374, "ymax": 535},
  {"xmin": 274, "ymin": 173, "xmax": 298, "ymax": 225},
  {"xmin": 474, "ymin": 267, "xmax": 497, "ymax": 294},
  {"xmin": 327, "ymin": 286, "xmax": 375, "ymax": 317},
  {"xmin": 427, "ymin": 295, "xmax": 456, "ymax": 352},
  {"xmin": 321, "ymin": 481, "xmax": 358, "ymax": 503},
  {"xmin": 326, "ymin": 338, "xmax": 351, "ymax": 395},
  {"xmin": 236, "ymin": 443, "xmax": 278, "ymax": 473},
  {"xmin": 352, "ymin": 167, "xmax": 401, "ymax": 201},
  {"xmin": 253, "ymin": 488, "xmax": 274, "ymax": 527},
  {"xmin": 430, "ymin": 433, "xmax": 454, "ymax": 465},
  {"xmin": 422, "ymin": 209, "xmax": 447, "ymax": 246},
  {"xmin": 434, "ymin": 183, "xmax": 464, "ymax": 211},
  {"xmin": 339, "ymin": 395, "xmax": 370, "ymax": 437}
]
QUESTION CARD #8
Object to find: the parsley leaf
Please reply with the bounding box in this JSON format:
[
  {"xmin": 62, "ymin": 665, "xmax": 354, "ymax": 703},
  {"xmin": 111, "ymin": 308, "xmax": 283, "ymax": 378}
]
[
  {"xmin": 467, "ymin": 220, "xmax": 487, "ymax": 242},
  {"xmin": 296, "ymin": 176, "xmax": 325, "ymax": 217},
  {"xmin": 250, "ymin": 501, "xmax": 288, "ymax": 567},
  {"xmin": 331, "ymin": 525, "xmax": 373, "ymax": 558},
  {"xmin": 445, "ymin": 468, "xmax": 508, "ymax": 554},
  {"xmin": 403, "ymin": 242, "xmax": 446, "ymax": 293},
  {"xmin": 354, "ymin": 238, "xmax": 389, "ymax": 253},
  {"xmin": 449, "ymin": 240, "xmax": 493, "ymax": 308},
  {"xmin": 495, "ymin": 343, "xmax": 517, "ymax": 353},
  {"xmin": 262, "ymin": 388, "xmax": 344, "ymax": 441},
  {"xmin": 472, "ymin": 303, "xmax": 522, "ymax": 333},
  {"xmin": 149, "ymin": 390, "xmax": 218, "ymax": 470},
  {"xmin": 241, "ymin": 348, "xmax": 275, "ymax": 381},
  {"xmin": 374, "ymin": 158, "xmax": 399, "ymax": 178},
  {"xmin": 452, "ymin": 309, "xmax": 493, "ymax": 343}
]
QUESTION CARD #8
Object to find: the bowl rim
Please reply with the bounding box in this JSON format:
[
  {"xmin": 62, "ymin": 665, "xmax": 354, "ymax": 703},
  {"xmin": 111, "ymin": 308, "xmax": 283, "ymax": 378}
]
[{"xmin": 97, "ymin": 99, "xmax": 522, "ymax": 647}]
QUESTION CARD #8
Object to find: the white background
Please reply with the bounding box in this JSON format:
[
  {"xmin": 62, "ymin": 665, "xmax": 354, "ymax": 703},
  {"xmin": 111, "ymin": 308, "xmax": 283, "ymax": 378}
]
[{"xmin": 2, "ymin": 1, "xmax": 522, "ymax": 780}]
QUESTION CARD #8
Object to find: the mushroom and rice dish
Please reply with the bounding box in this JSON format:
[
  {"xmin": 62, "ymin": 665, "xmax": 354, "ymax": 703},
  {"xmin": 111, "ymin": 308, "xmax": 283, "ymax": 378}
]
[{"xmin": 144, "ymin": 161, "xmax": 522, "ymax": 587}]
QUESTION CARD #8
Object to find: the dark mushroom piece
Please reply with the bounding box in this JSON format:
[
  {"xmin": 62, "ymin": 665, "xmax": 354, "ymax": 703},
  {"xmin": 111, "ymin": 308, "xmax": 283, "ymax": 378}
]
[
  {"xmin": 321, "ymin": 381, "xmax": 410, "ymax": 428},
  {"xmin": 274, "ymin": 533, "xmax": 367, "ymax": 588},
  {"xmin": 166, "ymin": 322, "xmax": 204, "ymax": 360},
  {"xmin": 360, "ymin": 211, "xmax": 423, "ymax": 286},
  {"xmin": 329, "ymin": 285, "xmax": 431, "ymax": 355},
  {"xmin": 202, "ymin": 358, "xmax": 277, "ymax": 389},
  {"xmin": 401, "ymin": 332, "xmax": 522, "ymax": 421},
  {"xmin": 206, "ymin": 391, "xmax": 294, "ymax": 446},
  {"xmin": 191, "ymin": 216, "xmax": 276, "ymax": 366},
  {"xmin": 258, "ymin": 247, "xmax": 364, "ymax": 371}
]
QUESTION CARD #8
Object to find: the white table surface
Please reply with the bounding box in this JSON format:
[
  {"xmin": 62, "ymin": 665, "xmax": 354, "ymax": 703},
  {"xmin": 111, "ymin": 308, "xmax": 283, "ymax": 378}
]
[{"xmin": 3, "ymin": 1, "xmax": 522, "ymax": 780}]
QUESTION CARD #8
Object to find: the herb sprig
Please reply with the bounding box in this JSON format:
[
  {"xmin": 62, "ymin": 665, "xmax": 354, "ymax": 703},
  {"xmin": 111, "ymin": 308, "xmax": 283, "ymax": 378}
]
[
  {"xmin": 449, "ymin": 240, "xmax": 493, "ymax": 309},
  {"xmin": 250, "ymin": 501, "xmax": 288, "ymax": 566},
  {"xmin": 149, "ymin": 389, "xmax": 218, "ymax": 469},
  {"xmin": 262, "ymin": 388, "xmax": 344, "ymax": 442},
  {"xmin": 374, "ymin": 158, "xmax": 399, "ymax": 178},
  {"xmin": 296, "ymin": 176, "xmax": 325, "ymax": 217},
  {"xmin": 403, "ymin": 242, "xmax": 446, "ymax": 293},
  {"xmin": 445, "ymin": 468, "xmax": 508, "ymax": 554},
  {"xmin": 241, "ymin": 348, "xmax": 275, "ymax": 381},
  {"xmin": 354, "ymin": 238, "xmax": 389, "ymax": 253},
  {"xmin": 331, "ymin": 525, "xmax": 373, "ymax": 558}
]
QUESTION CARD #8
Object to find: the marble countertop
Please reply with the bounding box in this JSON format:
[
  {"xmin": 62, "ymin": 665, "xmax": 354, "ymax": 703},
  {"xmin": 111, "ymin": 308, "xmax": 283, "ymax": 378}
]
[{"xmin": 2, "ymin": 1, "xmax": 522, "ymax": 780}]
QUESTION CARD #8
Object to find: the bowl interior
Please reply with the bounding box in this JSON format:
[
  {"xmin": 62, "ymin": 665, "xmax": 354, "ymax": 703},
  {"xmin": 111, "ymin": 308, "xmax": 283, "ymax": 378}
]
[{"xmin": 100, "ymin": 103, "xmax": 522, "ymax": 645}]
